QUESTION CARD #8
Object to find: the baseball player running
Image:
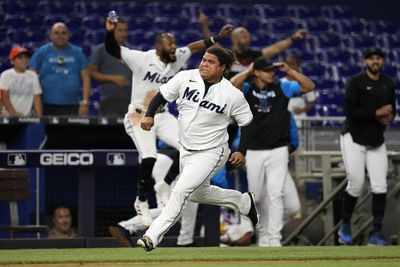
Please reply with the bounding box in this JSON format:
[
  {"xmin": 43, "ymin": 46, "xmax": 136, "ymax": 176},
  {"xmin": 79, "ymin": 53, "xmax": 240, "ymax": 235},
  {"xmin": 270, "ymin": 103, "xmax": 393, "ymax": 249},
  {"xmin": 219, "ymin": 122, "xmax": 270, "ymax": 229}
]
[
  {"xmin": 338, "ymin": 47, "xmax": 396, "ymax": 246},
  {"xmin": 230, "ymin": 57, "xmax": 315, "ymax": 246},
  {"xmin": 136, "ymin": 47, "xmax": 259, "ymax": 251},
  {"xmin": 105, "ymin": 17, "xmax": 233, "ymax": 226}
]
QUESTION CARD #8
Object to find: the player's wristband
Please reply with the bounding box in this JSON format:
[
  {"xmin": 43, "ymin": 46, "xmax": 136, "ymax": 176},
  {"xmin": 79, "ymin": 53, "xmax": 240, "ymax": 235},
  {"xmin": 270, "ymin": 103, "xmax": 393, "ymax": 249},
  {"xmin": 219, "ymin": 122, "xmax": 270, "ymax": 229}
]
[{"xmin": 204, "ymin": 35, "xmax": 222, "ymax": 48}]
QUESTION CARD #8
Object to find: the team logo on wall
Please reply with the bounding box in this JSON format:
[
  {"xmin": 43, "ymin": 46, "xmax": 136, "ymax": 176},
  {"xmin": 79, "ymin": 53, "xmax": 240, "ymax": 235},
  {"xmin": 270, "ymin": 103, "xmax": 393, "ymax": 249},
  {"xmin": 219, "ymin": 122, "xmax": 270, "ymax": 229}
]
[
  {"xmin": 107, "ymin": 153, "xmax": 126, "ymax": 166},
  {"xmin": 8, "ymin": 153, "xmax": 27, "ymax": 166}
]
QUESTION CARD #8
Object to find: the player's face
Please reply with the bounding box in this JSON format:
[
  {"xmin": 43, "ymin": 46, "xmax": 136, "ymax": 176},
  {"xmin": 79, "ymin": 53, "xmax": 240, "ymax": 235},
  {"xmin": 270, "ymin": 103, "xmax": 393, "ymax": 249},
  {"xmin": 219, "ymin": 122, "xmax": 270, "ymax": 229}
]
[
  {"xmin": 364, "ymin": 54, "xmax": 384, "ymax": 75},
  {"xmin": 53, "ymin": 208, "xmax": 72, "ymax": 233},
  {"xmin": 254, "ymin": 69, "xmax": 275, "ymax": 84},
  {"xmin": 284, "ymin": 57, "xmax": 300, "ymax": 71},
  {"xmin": 114, "ymin": 22, "xmax": 128, "ymax": 45},
  {"xmin": 199, "ymin": 53, "xmax": 225, "ymax": 81},
  {"xmin": 50, "ymin": 24, "xmax": 70, "ymax": 48},
  {"xmin": 158, "ymin": 35, "xmax": 177, "ymax": 63},
  {"xmin": 232, "ymin": 30, "xmax": 251, "ymax": 51},
  {"xmin": 11, "ymin": 53, "xmax": 29, "ymax": 72}
]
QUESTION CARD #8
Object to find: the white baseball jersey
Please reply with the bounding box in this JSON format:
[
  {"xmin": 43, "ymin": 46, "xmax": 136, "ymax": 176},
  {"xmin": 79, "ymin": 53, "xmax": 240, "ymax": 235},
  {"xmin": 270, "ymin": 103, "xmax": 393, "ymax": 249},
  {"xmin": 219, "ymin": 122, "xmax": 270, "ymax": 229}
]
[
  {"xmin": 120, "ymin": 46, "xmax": 191, "ymax": 112},
  {"xmin": 159, "ymin": 69, "xmax": 253, "ymax": 150},
  {"xmin": 0, "ymin": 68, "xmax": 42, "ymax": 116}
]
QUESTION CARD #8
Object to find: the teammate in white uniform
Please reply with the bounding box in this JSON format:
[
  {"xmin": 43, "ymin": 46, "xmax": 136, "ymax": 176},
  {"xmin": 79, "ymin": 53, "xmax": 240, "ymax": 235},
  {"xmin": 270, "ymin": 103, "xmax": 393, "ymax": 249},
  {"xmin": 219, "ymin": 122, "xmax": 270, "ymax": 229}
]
[
  {"xmin": 284, "ymin": 54, "xmax": 316, "ymax": 127},
  {"xmin": 230, "ymin": 57, "xmax": 315, "ymax": 246},
  {"xmin": 136, "ymin": 47, "xmax": 259, "ymax": 251},
  {"xmin": 104, "ymin": 18, "xmax": 233, "ymax": 227}
]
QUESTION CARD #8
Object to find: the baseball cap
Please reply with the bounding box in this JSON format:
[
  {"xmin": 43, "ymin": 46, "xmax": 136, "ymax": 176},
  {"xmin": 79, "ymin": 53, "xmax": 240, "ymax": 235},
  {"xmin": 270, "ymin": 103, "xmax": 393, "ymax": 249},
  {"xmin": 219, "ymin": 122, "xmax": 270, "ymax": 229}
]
[
  {"xmin": 364, "ymin": 46, "xmax": 385, "ymax": 59},
  {"xmin": 253, "ymin": 57, "xmax": 275, "ymax": 71},
  {"xmin": 9, "ymin": 46, "xmax": 29, "ymax": 60}
]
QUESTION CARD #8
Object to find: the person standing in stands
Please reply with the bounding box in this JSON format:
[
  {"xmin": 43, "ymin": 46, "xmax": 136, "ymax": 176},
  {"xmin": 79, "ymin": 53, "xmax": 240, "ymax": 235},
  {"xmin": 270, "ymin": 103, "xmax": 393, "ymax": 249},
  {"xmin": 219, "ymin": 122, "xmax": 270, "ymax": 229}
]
[
  {"xmin": 30, "ymin": 22, "xmax": 90, "ymax": 116},
  {"xmin": 0, "ymin": 46, "xmax": 42, "ymax": 117},
  {"xmin": 89, "ymin": 16, "xmax": 132, "ymax": 117}
]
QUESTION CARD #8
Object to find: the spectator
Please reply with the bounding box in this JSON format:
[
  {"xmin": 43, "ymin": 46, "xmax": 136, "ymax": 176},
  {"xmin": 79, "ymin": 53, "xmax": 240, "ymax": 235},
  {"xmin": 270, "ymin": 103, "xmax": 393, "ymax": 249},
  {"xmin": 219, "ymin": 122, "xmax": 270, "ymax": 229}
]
[
  {"xmin": 198, "ymin": 10, "xmax": 308, "ymax": 79},
  {"xmin": 284, "ymin": 54, "xmax": 317, "ymax": 127},
  {"xmin": 89, "ymin": 16, "xmax": 132, "ymax": 117},
  {"xmin": 0, "ymin": 46, "xmax": 42, "ymax": 117},
  {"xmin": 29, "ymin": 22, "xmax": 90, "ymax": 116},
  {"xmin": 48, "ymin": 206, "xmax": 77, "ymax": 239}
]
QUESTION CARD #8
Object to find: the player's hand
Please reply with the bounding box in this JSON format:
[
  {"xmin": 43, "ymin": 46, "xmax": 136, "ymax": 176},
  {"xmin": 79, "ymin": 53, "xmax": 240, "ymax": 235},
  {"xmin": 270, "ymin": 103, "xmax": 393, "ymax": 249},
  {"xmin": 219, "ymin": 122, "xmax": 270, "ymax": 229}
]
[
  {"xmin": 141, "ymin": 116, "xmax": 154, "ymax": 131},
  {"xmin": 273, "ymin": 62, "xmax": 290, "ymax": 73},
  {"xmin": 376, "ymin": 104, "xmax": 392, "ymax": 117},
  {"xmin": 218, "ymin": 24, "xmax": 234, "ymax": 38},
  {"xmin": 229, "ymin": 152, "xmax": 246, "ymax": 167},
  {"xmin": 106, "ymin": 18, "xmax": 116, "ymax": 31},
  {"xmin": 78, "ymin": 103, "xmax": 89, "ymax": 116},
  {"xmin": 113, "ymin": 75, "xmax": 129, "ymax": 88},
  {"xmin": 291, "ymin": 29, "xmax": 309, "ymax": 41},
  {"xmin": 198, "ymin": 10, "xmax": 208, "ymax": 25},
  {"xmin": 377, "ymin": 113, "xmax": 394, "ymax": 125}
]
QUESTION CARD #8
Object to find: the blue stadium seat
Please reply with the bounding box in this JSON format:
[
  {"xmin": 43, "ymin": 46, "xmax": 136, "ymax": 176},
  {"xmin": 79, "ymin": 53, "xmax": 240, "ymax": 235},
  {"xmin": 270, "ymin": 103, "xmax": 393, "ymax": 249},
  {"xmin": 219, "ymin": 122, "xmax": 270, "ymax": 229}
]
[
  {"xmin": 286, "ymin": 5, "xmax": 321, "ymax": 19},
  {"xmin": 318, "ymin": 32, "xmax": 343, "ymax": 49},
  {"xmin": 251, "ymin": 4, "xmax": 287, "ymax": 20},
  {"xmin": 321, "ymin": 5, "xmax": 354, "ymax": 19},
  {"xmin": 335, "ymin": 18, "xmax": 366, "ymax": 35},
  {"xmin": 304, "ymin": 18, "xmax": 332, "ymax": 33}
]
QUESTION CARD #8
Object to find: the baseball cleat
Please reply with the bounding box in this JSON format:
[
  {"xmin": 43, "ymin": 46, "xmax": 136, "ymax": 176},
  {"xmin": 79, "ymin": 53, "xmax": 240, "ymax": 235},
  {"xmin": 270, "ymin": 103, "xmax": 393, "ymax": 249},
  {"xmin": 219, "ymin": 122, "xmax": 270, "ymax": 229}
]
[
  {"xmin": 108, "ymin": 225, "xmax": 134, "ymax": 247},
  {"xmin": 134, "ymin": 198, "xmax": 153, "ymax": 227},
  {"xmin": 137, "ymin": 235, "xmax": 155, "ymax": 251},
  {"xmin": 246, "ymin": 192, "xmax": 259, "ymax": 228},
  {"xmin": 338, "ymin": 223, "xmax": 352, "ymax": 245},
  {"xmin": 154, "ymin": 180, "xmax": 171, "ymax": 207},
  {"xmin": 367, "ymin": 232, "xmax": 387, "ymax": 246}
]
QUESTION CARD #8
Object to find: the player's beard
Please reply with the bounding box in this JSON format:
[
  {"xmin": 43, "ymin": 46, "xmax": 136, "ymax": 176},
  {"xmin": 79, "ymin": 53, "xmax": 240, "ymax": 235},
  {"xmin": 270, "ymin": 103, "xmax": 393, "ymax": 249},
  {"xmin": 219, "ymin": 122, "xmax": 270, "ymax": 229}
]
[
  {"xmin": 160, "ymin": 50, "xmax": 177, "ymax": 63},
  {"xmin": 366, "ymin": 63, "xmax": 382, "ymax": 75}
]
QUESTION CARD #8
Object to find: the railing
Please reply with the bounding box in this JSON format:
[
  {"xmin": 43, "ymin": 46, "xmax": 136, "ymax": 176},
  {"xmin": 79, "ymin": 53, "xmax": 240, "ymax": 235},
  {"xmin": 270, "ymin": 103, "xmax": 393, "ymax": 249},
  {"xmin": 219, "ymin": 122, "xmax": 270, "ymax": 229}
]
[{"xmin": 284, "ymin": 150, "xmax": 400, "ymax": 245}]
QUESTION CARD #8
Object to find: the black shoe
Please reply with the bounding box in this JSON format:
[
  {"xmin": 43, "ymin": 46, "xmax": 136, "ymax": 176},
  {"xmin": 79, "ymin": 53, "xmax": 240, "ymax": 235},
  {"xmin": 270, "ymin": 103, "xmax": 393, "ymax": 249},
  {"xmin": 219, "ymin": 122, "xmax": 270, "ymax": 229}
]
[
  {"xmin": 108, "ymin": 225, "xmax": 134, "ymax": 247},
  {"xmin": 137, "ymin": 235, "xmax": 155, "ymax": 251},
  {"xmin": 246, "ymin": 192, "xmax": 259, "ymax": 228}
]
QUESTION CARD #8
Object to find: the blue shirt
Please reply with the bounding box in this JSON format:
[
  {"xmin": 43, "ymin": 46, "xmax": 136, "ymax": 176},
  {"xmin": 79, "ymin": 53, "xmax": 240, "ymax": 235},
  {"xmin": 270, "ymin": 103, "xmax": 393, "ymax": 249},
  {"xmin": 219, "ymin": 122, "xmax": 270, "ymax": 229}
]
[{"xmin": 29, "ymin": 43, "xmax": 88, "ymax": 105}]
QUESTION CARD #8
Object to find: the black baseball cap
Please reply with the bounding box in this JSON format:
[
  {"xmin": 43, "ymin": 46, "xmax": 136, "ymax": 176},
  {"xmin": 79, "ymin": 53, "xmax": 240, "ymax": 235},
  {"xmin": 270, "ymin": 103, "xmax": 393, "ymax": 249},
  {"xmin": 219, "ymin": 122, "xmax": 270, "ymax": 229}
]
[
  {"xmin": 364, "ymin": 46, "xmax": 385, "ymax": 59},
  {"xmin": 253, "ymin": 57, "xmax": 275, "ymax": 71}
]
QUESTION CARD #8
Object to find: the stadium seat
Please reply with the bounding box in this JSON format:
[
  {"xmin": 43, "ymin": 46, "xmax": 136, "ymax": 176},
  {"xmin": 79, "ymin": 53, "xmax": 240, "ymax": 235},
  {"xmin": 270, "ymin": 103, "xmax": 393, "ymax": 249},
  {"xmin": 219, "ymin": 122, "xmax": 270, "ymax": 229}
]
[{"xmin": 286, "ymin": 5, "xmax": 321, "ymax": 19}]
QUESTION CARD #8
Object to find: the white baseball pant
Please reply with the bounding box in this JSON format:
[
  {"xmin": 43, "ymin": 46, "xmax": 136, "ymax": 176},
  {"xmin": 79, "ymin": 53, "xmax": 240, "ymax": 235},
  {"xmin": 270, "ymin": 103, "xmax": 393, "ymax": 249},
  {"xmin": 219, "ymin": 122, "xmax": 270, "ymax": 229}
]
[
  {"xmin": 245, "ymin": 146, "xmax": 289, "ymax": 242},
  {"xmin": 119, "ymin": 152, "xmax": 199, "ymax": 245},
  {"xmin": 340, "ymin": 133, "xmax": 388, "ymax": 197},
  {"xmin": 124, "ymin": 111, "xmax": 179, "ymax": 159},
  {"xmin": 257, "ymin": 171, "xmax": 300, "ymax": 246},
  {"xmin": 145, "ymin": 145, "xmax": 252, "ymax": 247}
]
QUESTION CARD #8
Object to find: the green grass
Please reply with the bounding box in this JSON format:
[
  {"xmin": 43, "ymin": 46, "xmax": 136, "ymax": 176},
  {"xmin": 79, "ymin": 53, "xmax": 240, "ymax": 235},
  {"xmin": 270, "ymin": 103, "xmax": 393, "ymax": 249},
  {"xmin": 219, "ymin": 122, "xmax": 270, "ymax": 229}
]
[{"xmin": 0, "ymin": 246, "xmax": 399, "ymax": 266}]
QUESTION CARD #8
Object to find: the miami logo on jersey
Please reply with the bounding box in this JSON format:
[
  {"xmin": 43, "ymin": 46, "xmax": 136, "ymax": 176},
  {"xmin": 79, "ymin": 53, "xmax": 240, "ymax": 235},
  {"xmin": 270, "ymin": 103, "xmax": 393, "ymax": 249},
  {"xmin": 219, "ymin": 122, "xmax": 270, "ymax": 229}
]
[
  {"xmin": 183, "ymin": 87, "xmax": 227, "ymax": 114},
  {"xmin": 143, "ymin": 71, "xmax": 174, "ymax": 84}
]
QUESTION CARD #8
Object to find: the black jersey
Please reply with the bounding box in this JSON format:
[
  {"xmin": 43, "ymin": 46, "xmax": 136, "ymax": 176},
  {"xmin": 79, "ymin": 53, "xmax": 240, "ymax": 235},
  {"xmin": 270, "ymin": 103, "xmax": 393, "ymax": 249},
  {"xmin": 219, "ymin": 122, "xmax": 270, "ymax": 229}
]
[
  {"xmin": 243, "ymin": 79, "xmax": 301, "ymax": 150},
  {"xmin": 342, "ymin": 72, "xmax": 396, "ymax": 147},
  {"xmin": 226, "ymin": 49, "xmax": 262, "ymax": 80}
]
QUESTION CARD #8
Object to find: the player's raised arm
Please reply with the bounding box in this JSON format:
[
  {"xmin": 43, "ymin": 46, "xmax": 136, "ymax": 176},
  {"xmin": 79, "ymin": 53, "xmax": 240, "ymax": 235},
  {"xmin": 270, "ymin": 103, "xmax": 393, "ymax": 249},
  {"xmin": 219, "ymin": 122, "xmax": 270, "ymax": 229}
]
[
  {"xmin": 105, "ymin": 18, "xmax": 121, "ymax": 60},
  {"xmin": 261, "ymin": 29, "xmax": 308, "ymax": 58},
  {"xmin": 186, "ymin": 24, "xmax": 233, "ymax": 55},
  {"xmin": 274, "ymin": 62, "xmax": 315, "ymax": 93},
  {"xmin": 230, "ymin": 63, "xmax": 253, "ymax": 90},
  {"xmin": 198, "ymin": 10, "xmax": 212, "ymax": 39}
]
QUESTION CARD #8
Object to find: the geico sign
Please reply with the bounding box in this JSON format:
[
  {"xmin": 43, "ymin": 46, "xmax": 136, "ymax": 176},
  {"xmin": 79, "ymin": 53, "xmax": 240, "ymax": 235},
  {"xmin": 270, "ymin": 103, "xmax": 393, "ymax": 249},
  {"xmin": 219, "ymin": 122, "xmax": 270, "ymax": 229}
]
[{"xmin": 40, "ymin": 153, "xmax": 94, "ymax": 166}]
